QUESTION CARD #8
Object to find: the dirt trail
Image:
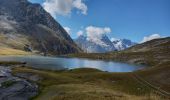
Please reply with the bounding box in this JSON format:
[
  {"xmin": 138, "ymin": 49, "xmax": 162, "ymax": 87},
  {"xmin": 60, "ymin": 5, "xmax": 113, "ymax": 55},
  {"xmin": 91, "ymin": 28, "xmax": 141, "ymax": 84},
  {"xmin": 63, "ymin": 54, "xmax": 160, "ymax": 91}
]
[{"xmin": 131, "ymin": 73, "xmax": 170, "ymax": 99}]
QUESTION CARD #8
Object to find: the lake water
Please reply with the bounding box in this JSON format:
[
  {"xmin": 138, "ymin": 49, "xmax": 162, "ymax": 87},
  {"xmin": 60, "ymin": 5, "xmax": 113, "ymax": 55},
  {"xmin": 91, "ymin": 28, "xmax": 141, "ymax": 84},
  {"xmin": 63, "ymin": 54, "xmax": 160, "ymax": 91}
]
[{"xmin": 0, "ymin": 55, "xmax": 145, "ymax": 72}]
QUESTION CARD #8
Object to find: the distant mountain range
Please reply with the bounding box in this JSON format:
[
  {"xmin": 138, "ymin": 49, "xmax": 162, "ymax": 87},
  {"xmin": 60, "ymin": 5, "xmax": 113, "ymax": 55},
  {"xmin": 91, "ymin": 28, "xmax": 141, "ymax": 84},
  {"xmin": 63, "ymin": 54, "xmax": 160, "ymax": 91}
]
[
  {"xmin": 75, "ymin": 35, "xmax": 116, "ymax": 53},
  {"xmin": 0, "ymin": 0, "xmax": 81, "ymax": 55},
  {"xmin": 75, "ymin": 35, "xmax": 137, "ymax": 53},
  {"xmin": 112, "ymin": 38, "xmax": 137, "ymax": 51}
]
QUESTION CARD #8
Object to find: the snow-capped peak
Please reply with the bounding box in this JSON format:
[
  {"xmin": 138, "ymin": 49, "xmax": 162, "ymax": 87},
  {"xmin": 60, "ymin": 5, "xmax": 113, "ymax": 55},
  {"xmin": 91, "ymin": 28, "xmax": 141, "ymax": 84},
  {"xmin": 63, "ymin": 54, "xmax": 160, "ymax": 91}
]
[
  {"xmin": 87, "ymin": 34, "xmax": 110, "ymax": 47},
  {"xmin": 75, "ymin": 35, "xmax": 137, "ymax": 53},
  {"xmin": 112, "ymin": 39, "xmax": 137, "ymax": 50},
  {"xmin": 75, "ymin": 35, "xmax": 116, "ymax": 53}
]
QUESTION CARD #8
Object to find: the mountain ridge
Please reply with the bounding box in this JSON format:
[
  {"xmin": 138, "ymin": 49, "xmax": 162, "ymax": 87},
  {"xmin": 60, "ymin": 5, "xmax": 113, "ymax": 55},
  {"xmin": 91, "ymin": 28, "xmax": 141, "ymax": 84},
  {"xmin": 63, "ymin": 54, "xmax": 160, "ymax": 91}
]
[
  {"xmin": 112, "ymin": 38, "xmax": 137, "ymax": 51},
  {"xmin": 75, "ymin": 35, "xmax": 136, "ymax": 53},
  {"xmin": 75, "ymin": 35, "xmax": 116, "ymax": 53},
  {"xmin": 0, "ymin": 0, "xmax": 81, "ymax": 55}
]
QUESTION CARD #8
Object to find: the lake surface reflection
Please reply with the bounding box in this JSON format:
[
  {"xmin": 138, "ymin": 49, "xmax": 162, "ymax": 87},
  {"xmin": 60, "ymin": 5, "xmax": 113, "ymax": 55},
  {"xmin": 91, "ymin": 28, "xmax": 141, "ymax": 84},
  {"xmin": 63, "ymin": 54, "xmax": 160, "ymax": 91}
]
[{"xmin": 0, "ymin": 55, "xmax": 145, "ymax": 72}]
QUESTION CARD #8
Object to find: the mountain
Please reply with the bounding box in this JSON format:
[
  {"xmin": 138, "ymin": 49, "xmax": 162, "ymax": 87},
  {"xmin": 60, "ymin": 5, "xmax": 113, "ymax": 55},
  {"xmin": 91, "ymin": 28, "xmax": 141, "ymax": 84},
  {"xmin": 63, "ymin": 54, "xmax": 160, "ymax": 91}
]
[
  {"xmin": 111, "ymin": 39, "xmax": 137, "ymax": 51},
  {"xmin": 75, "ymin": 35, "xmax": 116, "ymax": 53},
  {"xmin": 75, "ymin": 35, "xmax": 136, "ymax": 53},
  {"xmin": 110, "ymin": 37, "xmax": 170, "ymax": 65},
  {"xmin": 74, "ymin": 37, "xmax": 170, "ymax": 65},
  {"xmin": 0, "ymin": 0, "xmax": 81, "ymax": 55}
]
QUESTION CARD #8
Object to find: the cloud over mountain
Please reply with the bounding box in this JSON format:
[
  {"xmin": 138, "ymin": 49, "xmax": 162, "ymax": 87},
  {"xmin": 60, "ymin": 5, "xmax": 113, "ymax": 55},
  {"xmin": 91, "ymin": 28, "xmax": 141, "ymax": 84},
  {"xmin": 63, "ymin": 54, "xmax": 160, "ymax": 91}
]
[
  {"xmin": 77, "ymin": 30, "xmax": 84, "ymax": 36},
  {"xmin": 43, "ymin": 0, "xmax": 87, "ymax": 17},
  {"xmin": 85, "ymin": 26, "xmax": 111, "ymax": 46},
  {"xmin": 141, "ymin": 34, "xmax": 161, "ymax": 43},
  {"xmin": 86, "ymin": 26, "xmax": 111, "ymax": 40}
]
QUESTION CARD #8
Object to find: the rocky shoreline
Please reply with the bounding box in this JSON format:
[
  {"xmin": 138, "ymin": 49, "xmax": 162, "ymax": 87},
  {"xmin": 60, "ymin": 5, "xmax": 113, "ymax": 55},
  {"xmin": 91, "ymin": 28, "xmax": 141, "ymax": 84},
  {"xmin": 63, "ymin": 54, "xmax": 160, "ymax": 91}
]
[{"xmin": 0, "ymin": 65, "xmax": 38, "ymax": 100}]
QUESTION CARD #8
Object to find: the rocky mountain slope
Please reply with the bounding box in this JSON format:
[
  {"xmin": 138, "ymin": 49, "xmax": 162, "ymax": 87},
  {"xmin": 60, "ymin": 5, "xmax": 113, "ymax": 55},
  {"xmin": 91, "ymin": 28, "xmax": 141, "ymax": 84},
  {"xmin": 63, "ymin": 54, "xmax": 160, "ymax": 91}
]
[
  {"xmin": 75, "ymin": 35, "xmax": 136, "ymax": 53},
  {"xmin": 0, "ymin": 0, "xmax": 81, "ymax": 55},
  {"xmin": 75, "ymin": 35, "xmax": 116, "ymax": 53},
  {"xmin": 112, "ymin": 39, "xmax": 136, "ymax": 51}
]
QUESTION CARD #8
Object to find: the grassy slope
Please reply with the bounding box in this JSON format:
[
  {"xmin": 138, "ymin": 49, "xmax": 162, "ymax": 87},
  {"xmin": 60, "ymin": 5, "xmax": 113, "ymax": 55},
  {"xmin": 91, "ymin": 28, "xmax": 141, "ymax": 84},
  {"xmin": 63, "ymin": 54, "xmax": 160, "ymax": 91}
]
[
  {"xmin": 0, "ymin": 32, "xmax": 82, "ymax": 55},
  {"xmin": 0, "ymin": 33, "xmax": 32, "ymax": 55},
  {"xmin": 0, "ymin": 47, "xmax": 31, "ymax": 55},
  {"xmin": 12, "ymin": 67, "xmax": 166, "ymax": 100},
  {"xmin": 136, "ymin": 62, "xmax": 170, "ymax": 92}
]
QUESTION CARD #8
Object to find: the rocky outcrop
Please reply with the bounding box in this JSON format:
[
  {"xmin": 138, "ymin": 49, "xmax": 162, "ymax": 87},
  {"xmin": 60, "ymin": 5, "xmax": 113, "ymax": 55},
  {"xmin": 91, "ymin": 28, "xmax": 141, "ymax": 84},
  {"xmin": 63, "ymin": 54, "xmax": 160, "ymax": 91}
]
[{"xmin": 0, "ymin": 66, "xmax": 38, "ymax": 100}]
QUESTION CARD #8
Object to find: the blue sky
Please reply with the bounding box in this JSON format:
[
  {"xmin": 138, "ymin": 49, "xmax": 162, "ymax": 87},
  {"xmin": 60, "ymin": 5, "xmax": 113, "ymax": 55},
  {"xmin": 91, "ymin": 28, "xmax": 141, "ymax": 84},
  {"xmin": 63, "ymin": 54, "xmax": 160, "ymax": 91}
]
[{"xmin": 29, "ymin": 0, "xmax": 170, "ymax": 42}]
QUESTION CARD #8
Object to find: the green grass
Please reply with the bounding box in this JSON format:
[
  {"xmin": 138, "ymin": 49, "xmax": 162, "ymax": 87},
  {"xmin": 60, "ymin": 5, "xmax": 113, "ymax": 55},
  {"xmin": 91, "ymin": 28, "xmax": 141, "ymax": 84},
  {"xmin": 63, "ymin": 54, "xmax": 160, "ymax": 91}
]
[
  {"xmin": 12, "ymin": 67, "xmax": 166, "ymax": 100},
  {"xmin": 136, "ymin": 61, "xmax": 170, "ymax": 92}
]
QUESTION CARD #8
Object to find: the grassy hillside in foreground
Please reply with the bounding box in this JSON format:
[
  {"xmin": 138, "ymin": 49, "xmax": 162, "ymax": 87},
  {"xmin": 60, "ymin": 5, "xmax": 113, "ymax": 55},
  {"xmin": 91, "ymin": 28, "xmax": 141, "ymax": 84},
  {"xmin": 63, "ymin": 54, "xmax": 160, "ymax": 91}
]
[
  {"xmin": 136, "ymin": 62, "xmax": 170, "ymax": 92},
  {"xmin": 12, "ymin": 67, "xmax": 168, "ymax": 100}
]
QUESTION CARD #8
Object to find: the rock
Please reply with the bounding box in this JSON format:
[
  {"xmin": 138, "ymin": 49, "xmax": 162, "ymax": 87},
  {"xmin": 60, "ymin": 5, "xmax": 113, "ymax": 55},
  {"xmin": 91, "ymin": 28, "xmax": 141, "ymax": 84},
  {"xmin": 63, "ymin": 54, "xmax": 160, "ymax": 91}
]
[
  {"xmin": 0, "ymin": 66, "xmax": 38, "ymax": 99},
  {"xmin": 24, "ymin": 44, "xmax": 32, "ymax": 52},
  {"xmin": 15, "ymin": 73, "xmax": 42, "ymax": 82}
]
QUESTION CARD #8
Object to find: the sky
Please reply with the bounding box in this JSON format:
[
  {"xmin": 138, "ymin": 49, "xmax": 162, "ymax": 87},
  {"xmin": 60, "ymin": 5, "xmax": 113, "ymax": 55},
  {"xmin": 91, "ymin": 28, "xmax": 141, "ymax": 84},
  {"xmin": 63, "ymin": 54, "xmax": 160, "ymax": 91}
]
[{"xmin": 28, "ymin": 0, "xmax": 170, "ymax": 43}]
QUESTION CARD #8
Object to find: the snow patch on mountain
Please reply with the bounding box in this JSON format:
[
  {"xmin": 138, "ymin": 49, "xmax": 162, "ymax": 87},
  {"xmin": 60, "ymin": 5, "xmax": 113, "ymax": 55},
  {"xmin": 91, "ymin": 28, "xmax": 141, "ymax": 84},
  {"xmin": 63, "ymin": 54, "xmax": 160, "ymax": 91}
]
[
  {"xmin": 75, "ymin": 35, "xmax": 137, "ymax": 53},
  {"xmin": 112, "ymin": 38, "xmax": 137, "ymax": 51},
  {"xmin": 75, "ymin": 35, "xmax": 116, "ymax": 53}
]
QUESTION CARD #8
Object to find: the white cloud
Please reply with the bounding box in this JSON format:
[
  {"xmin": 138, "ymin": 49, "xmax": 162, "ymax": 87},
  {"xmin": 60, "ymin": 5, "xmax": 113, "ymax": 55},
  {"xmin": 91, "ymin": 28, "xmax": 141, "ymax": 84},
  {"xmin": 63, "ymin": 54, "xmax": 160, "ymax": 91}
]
[
  {"xmin": 86, "ymin": 26, "xmax": 111, "ymax": 40},
  {"xmin": 85, "ymin": 26, "xmax": 111, "ymax": 46},
  {"xmin": 141, "ymin": 34, "xmax": 161, "ymax": 43},
  {"xmin": 73, "ymin": 0, "xmax": 87, "ymax": 15},
  {"xmin": 43, "ymin": 0, "xmax": 87, "ymax": 17},
  {"xmin": 77, "ymin": 30, "xmax": 84, "ymax": 36},
  {"xmin": 64, "ymin": 27, "xmax": 71, "ymax": 35}
]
